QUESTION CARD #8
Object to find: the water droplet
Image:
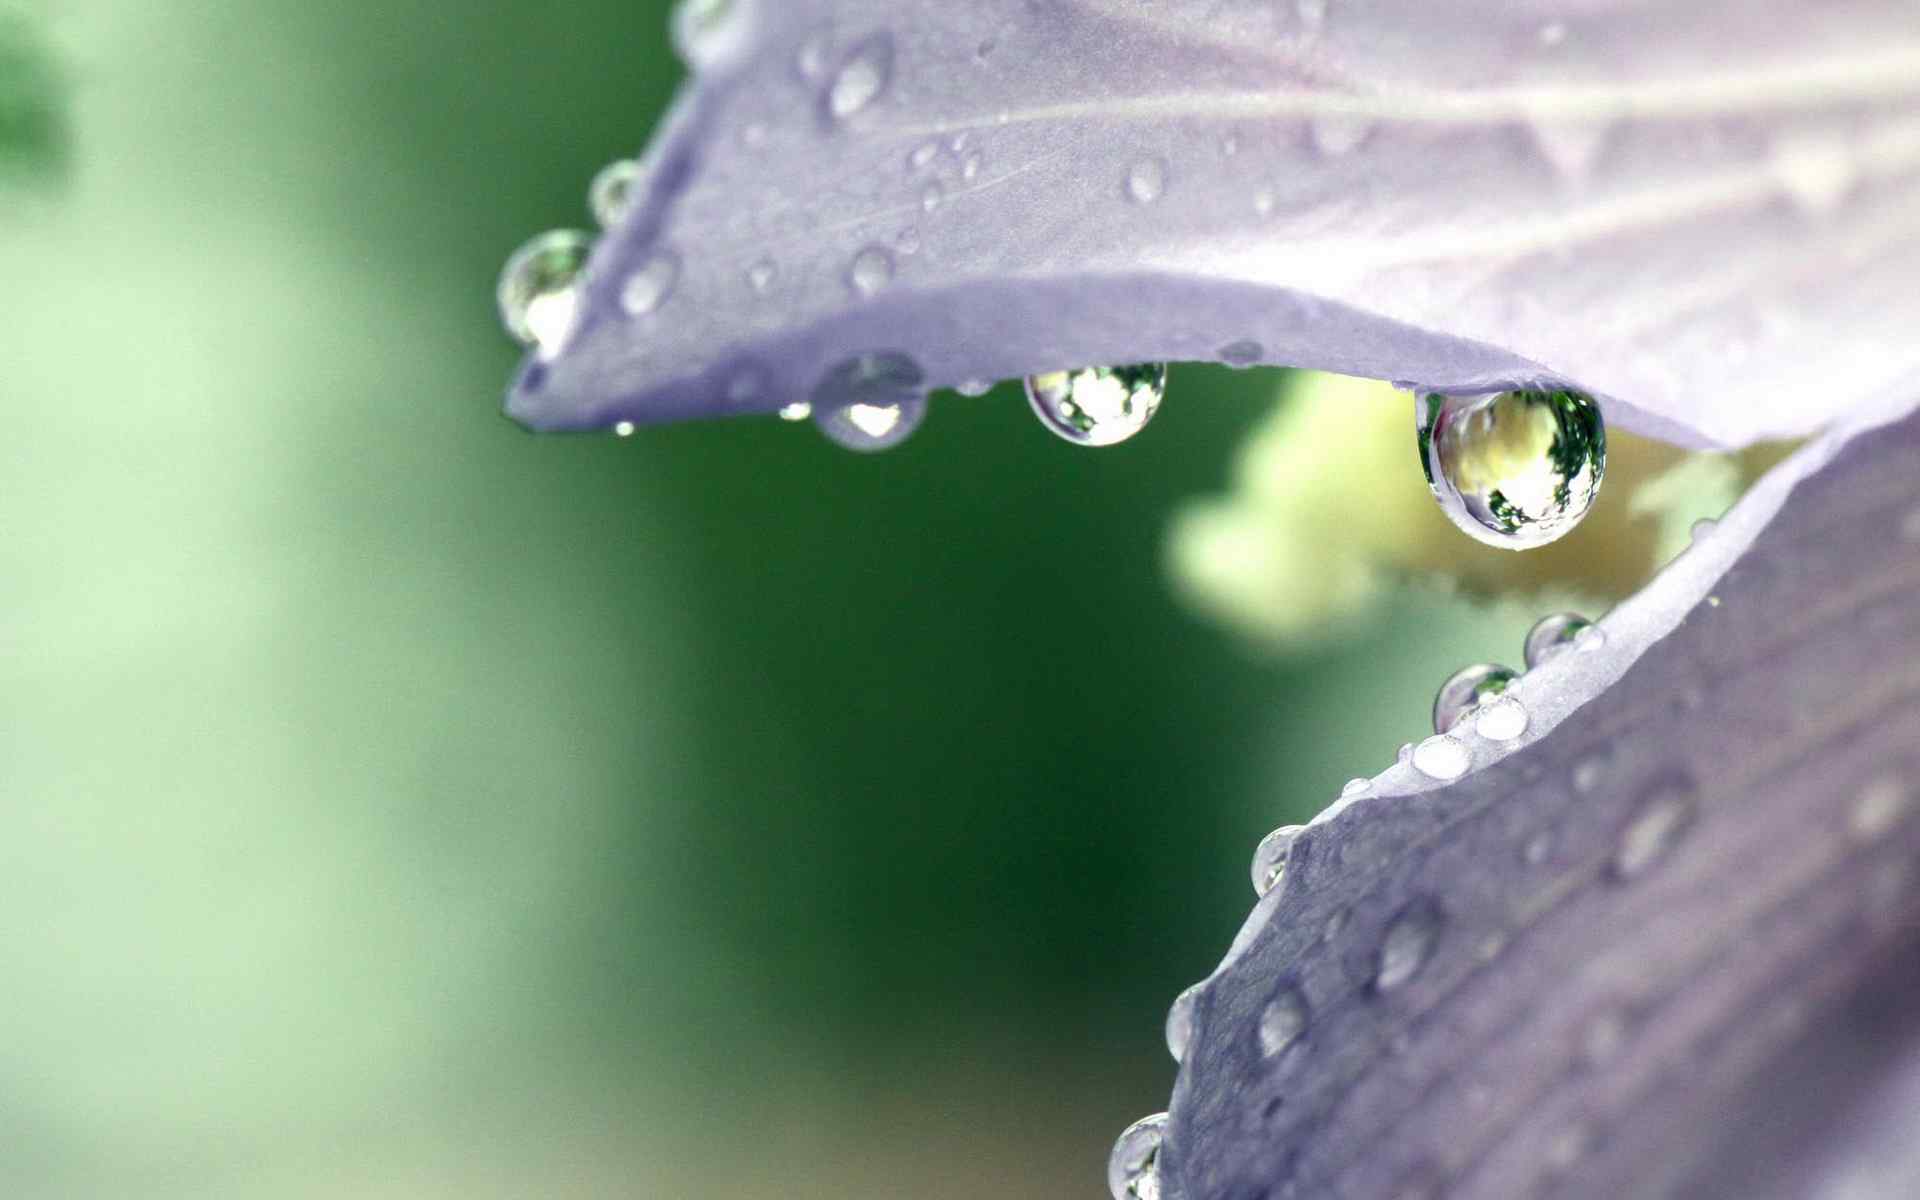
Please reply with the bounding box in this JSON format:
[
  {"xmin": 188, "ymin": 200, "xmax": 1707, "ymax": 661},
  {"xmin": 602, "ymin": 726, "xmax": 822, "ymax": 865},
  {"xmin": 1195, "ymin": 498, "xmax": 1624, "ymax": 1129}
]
[
  {"xmin": 824, "ymin": 34, "xmax": 894, "ymax": 123},
  {"xmin": 620, "ymin": 251, "xmax": 680, "ymax": 316},
  {"xmin": 1475, "ymin": 696, "xmax": 1529, "ymax": 742},
  {"xmin": 498, "ymin": 229, "xmax": 592, "ymax": 355},
  {"xmin": 1411, "ymin": 734, "xmax": 1471, "ymax": 781},
  {"xmin": 747, "ymin": 258, "xmax": 777, "ymax": 295},
  {"xmin": 955, "ymin": 378, "xmax": 993, "ymax": 398},
  {"xmin": 1126, "ymin": 158, "xmax": 1168, "ymax": 204},
  {"xmin": 1851, "ymin": 774, "xmax": 1911, "ymax": 842},
  {"xmin": 1397, "ymin": 741, "xmax": 1414, "ymax": 766},
  {"xmin": 1107, "ymin": 1113, "xmax": 1168, "ymax": 1200},
  {"xmin": 1524, "ymin": 612, "xmax": 1593, "ymax": 668},
  {"xmin": 1253, "ymin": 190, "xmax": 1276, "ymax": 217},
  {"xmin": 909, "ymin": 141, "xmax": 938, "ymax": 170},
  {"xmin": 1572, "ymin": 754, "xmax": 1607, "ymax": 793},
  {"xmin": 811, "ymin": 352, "xmax": 928, "ymax": 452},
  {"xmin": 671, "ymin": 0, "xmax": 749, "ymax": 69},
  {"xmin": 778, "ymin": 402, "xmax": 812, "ymax": 422},
  {"xmin": 1531, "ymin": 119, "xmax": 1612, "ymax": 179},
  {"xmin": 588, "ymin": 159, "xmax": 642, "ymax": 228},
  {"xmin": 1432, "ymin": 663, "xmax": 1518, "ymax": 734},
  {"xmin": 1025, "ymin": 364, "xmax": 1168, "ymax": 447},
  {"xmin": 895, "ymin": 226, "xmax": 922, "ymax": 255},
  {"xmin": 613, "ymin": 420, "xmax": 636, "ymax": 438},
  {"xmin": 1251, "ymin": 825, "xmax": 1305, "ymax": 897},
  {"xmin": 1691, "ymin": 517, "xmax": 1719, "ymax": 542},
  {"xmin": 1376, "ymin": 902, "xmax": 1440, "ymax": 992},
  {"xmin": 1166, "ymin": 983, "xmax": 1201, "ymax": 1062},
  {"xmin": 1538, "ymin": 21, "xmax": 1569, "ymax": 46},
  {"xmin": 961, "ymin": 151, "xmax": 982, "ymax": 181},
  {"xmin": 740, "ymin": 121, "xmax": 768, "ymax": 148},
  {"xmin": 1220, "ymin": 133, "xmax": 1241, "ymax": 157},
  {"xmin": 920, "ymin": 183, "xmax": 944, "ymax": 212},
  {"xmin": 1544, "ymin": 1124, "xmax": 1593, "ymax": 1172},
  {"xmin": 725, "ymin": 367, "xmax": 764, "ymax": 406},
  {"xmin": 1770, "ymin": 134, "xmax": 1857, "ymax": 214},
  {"xmin": 1218, "ymin": 340, "xmax": 1264, "ymax": 368},
  {"xmin": 848, "ymin": 246, "xmax": 895, "ymax": 297},
  {"xmin": 1341, "ymin": 777, "xmax": 1372, "ymax": 798},
  {"xmin": 1612, "ymin": 776, "xmax": 1697, "ymax": 878},
  {"xmin": 1522, "ymin": 831, "xmax": 1552, "ymax": 865},
  {"xmin": 1258, "ymin": 987, "xmax": 1309, "ymax": 1057},
  {"xmin": 1416, "ymin": 389, "xmax": 1607, "ymax": 550},
  {"xmin": 1309, "ymin": 116, "xmax": 1373, "ymax": 156}
]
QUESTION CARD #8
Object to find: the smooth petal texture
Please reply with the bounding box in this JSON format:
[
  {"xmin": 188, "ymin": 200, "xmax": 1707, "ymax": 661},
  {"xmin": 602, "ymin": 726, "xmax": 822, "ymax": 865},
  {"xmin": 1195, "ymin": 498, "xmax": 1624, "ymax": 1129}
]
[
  {"xmin": 508, "ymin": 0, "xmax": 1920, "ymax": 447},
  {"xmin": 1161, "ymin": 394, "xmax": 1920, "ymax": 1200}
]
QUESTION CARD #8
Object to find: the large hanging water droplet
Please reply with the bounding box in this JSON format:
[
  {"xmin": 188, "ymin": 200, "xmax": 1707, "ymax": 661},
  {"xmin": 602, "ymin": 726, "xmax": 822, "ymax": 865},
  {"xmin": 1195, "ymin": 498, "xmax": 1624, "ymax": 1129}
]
[
  {"xmin": 1432, "ymin": 663, "xmax": 1518, "ymax": 734},
  {"xmin": 1251, "ymin": 825, "xmax": 1305, "ymax": 897},
  {"xmin": 1375, "ymin": 901, "xmax": 1441, "ymax": 992},
  {"xmin": 1524, "ymin": 612, "xmax": 1593, "ymax": 668},
  {"xmin": 1107, "ymin": 1113, "xmax": 1168, "ymax": 1200},
  {"xmin": 498, "ymin": 230, "xmax": 592, "ymax": 356},
  {"xmin": 1165, "ymin": 983, "xmax": 1201, "ymax": 1063},
  {"xmin": 823, "ymin": 33, "xmax": 894, "ymax": 124},
  {"xmin": 1416, "ymin": 389, "xmax": 1607, "ymax": 549},
  {"xmin": 811, "ymin": 352, "xmax": 928, "ymax": 452},
  {"xmin": 588, "ymin": 159, "xmax": 642, "ymax": 229},
  {"xmin": 1025, "ymin": 364, "xmax": 1168, "ymax": 447},
  {"xmin": 1258, "ymin": 986, "xmax": 1309, "ymax": 1057}
]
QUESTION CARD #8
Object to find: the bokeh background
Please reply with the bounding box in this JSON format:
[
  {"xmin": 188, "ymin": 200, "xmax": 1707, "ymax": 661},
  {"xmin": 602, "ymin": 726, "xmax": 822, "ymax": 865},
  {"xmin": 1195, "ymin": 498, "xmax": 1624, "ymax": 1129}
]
[{"xmin": 0, "ymin": 4, "xmax": 1745, "ymax": 1196}]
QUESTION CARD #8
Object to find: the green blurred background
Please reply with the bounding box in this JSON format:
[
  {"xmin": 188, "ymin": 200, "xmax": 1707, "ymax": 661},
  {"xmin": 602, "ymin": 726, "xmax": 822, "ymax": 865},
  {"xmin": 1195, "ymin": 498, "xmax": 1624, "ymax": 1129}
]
[{"xmin": 0, "ymin": 4, "xmax": 1587, "ymax": 1196}]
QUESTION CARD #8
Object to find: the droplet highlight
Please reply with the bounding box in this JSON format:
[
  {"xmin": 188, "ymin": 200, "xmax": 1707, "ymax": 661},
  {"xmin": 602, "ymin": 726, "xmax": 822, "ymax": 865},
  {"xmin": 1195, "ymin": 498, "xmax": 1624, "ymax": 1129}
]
[
  {"xmin": 1411, "ymin": 734, "xmax": 1471, "ymax": 781},
  {"xmin": 1025, "ymin": 364, "xmax": 1168, "ymax": 447},
  {"xmin": 498, "ymin": 229, "xmax": 592, "ymax": 356},
  {"xmin": 1475, "ymin": 696, "xmax": 1529, "ymax": 742},
  {"xmin": 1416, "ymin": 389, "xmax": 1607, "ymax": 549},
  {"xmin": 811, "ymin": 352, "xmax": 928, "ymax": 452},
  {"xmin": 1107, "ymin": 1113, "xmax": 1168, "ymax": 1200}
]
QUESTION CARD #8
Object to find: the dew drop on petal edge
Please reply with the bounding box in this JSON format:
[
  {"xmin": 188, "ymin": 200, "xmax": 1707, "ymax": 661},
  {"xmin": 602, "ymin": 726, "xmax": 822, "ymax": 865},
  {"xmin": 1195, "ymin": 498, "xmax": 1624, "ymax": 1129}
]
[
  {"xmin": 588, "ymin": 159, "xmax": 642, "ymax": 229},
  {"xmin": 1432, "ymin": 663, "xmax": 1518, "ymax": 734},
  {"xmin": 1251, "ymin": 825, "xmax": 1305, "ymax": 897},
  {"xmin": 1025, "ymin": 364, "xmax": 1168, "ymax": 447},
  {"xmin": 1415, "ymin": 389, "xmax": 1606, "ymax": 549},
  {"xmin": 498, "ymin": 230, "xmax": 592, "ymax": 356},
  {"xmin": 1108, "ymin": 1113, "xmax": 1168, "ymax": 1200},
  {"xmin": 811, "ymin": 353, "xmax": 928, "ymax": 452},
  {"xmin": 1524, "ymin": 611, "xmax": 1593, "ymax": 668}
]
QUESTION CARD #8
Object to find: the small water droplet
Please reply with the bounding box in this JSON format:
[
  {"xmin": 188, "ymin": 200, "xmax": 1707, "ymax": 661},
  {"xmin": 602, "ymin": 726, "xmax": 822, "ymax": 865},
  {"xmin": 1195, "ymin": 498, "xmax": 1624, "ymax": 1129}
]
[
  {"xmin": 778, "ymin": 401, "xmax": 812, "ymax": 422},
  {"xmin": 1572, "ymin": 754, "xmax": 1607, "ymax": 793},
  {"xmin": 895, "ymin": 226, "xmax": 922, "ymax": 255},
  {"xmin": 1691, "ymin": 517, "xmax": 1719, "ymax": 542},
  {"xmin": 823, "ymin": 33, "xmax": 894, "ymax": 123},
  {"xmin": 1416, "ymin": 389, "xmax": 1607, "ymax": 550},
  {"xmin": 811, "ymin": 352, "xmax": 928, "ymax": 452},
  {"xmin": 1524, "ymin": 612, "xmax": 1593, "ymax": 668},
  {"xmin": 747, "ymin": 258, "xmax": 777, "ymax": 295},
  {"xmin": 1851, "ymin": 774, "xmax": 1911, "ymax": 842},
  {"xmin": 909, "ymin": 140, "xmax": 939, "ymax": 170},
  {"xmin": 1522, "ymin": 831, "xmax": 1552, "ymax": 865},
  {"xmin": 1126, "ymin": 158, "xmax": 1168, "ymax": 204},
  {"xmin": 1218, "ymin": 340, "xmax": 1264, "ymax": 368},
  {"xmin": 1376, "ymin": 902, "xmax": 1440, "ymax": 992},
  {"xmin": 498, "ymin": 229, "xmax": 592, "ymax": 355},
  {"xmin": 1253, "ymin": 189, "xmax": 1276, "ymax": 217},
  {"xmin": 1220, "ymin": 133, "xmax": 1241, "ymax": 157},
  {"xmin": 1531, "ymin": 119, "xmax": 1612, "ymax": 179},
  {"xmin": 620, "ymin": 250, "xmax": 681, "ymax": 316},
  {"xmin": 725, "ymin": 367, "xmax": 763, "ymax": 406},
  {"xmin": 1166, "ymin": 984, "xmax": 1201, "ymax": 1062},
  {"xmin": 1107, "ymin": 1113, "xmax": 1168, "ymax": 1200},
  {"xmin": 1397, "ymin": 741, "xmax": 1414, "ymax": 766},
  {"xmin": 1251, "ymin": 825, "xmax": 1304, "ymax": 897},
  {"xmin": 920, "ymin": 183, "xmax": 944, "ymax": 212},
  {"xmin": 1025, "ymin": 364, "xmax": 1168, "ymax": 447},
  {"xmin": 1538, "ymin": 21, "xmax": 1569, "ymax": 46},
  {"xmin": 1770, "ymin": 134, "xmax": 1857, "ymax": 214},
  {"xmin": 671, "ymin": 0, "xmax": 749, "ymax": 69},
  {"xmin": 1411, "ymin": 734, "xmax": 1471, "ymax": 780},
  {"xmin": 949, "ymin": 132, "xmax": 970, "ymax": 154},
  {"xmin": 1433, "ymin": 663, "xmax": 1518, "ymax": 733},
  {"xmin": 1309, "ymin": 116, "xmax": 1373, "ymax": 156},
  {"xmin": 955, "ymin": 378, "xmax": 993, "ymax": 398},
  {"xmin": 1475, "ymin": 696, "xmax": 1529, "ymax": 742},
  {"xmin": 961, "ymin": 151, "xmax": 982, "ymax": 180},
  {"xmin": 848, "ymin": 245, "xmax": 895, "ymax": 297},
  {"xmin": 1258, "ymin": 987, "xmax": 1309, "ymax": 1057},
  {"xmin": 613, "ymin": 420, "xmax": 636, "ymax": 438},
  {"xmin": 1341, "ymin": 777, "xmax": 1372, "ymax": 798},
  {"xmin": 795, "ymin": 28, "xmax": 832, "ymax": 80},
  {"xmin": 1613, "ymin": 776, "xmax": 1697, "ymax": 878},
  {"xmin": 588, "ymin": 159, "xmax": 642, "ymax": 228}
]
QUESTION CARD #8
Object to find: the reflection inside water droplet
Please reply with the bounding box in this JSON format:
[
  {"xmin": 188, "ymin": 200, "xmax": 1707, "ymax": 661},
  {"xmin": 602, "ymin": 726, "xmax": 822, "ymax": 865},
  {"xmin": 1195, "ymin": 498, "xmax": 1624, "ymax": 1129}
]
[
  {"xmin": 1416, "ymin": 389, "xmax": 1607, "ymax": 549},
  {"xmin": 498, "ymin": 229, "xmax": 592, "ymax": 356},
  {"xmin": 1025, "ymin": 364, "xmax": 1168, "ymax": 447}
]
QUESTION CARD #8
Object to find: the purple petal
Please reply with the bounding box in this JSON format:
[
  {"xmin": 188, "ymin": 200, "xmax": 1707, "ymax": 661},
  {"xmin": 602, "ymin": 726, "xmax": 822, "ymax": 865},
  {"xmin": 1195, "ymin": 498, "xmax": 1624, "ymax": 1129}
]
[
  {"xmin": 1161, "ymin": 396, "xmax": 1920, "ymax": 1198},
  {"xmin": 508, "ymin": 0, "xmax": 1920, "ymax": 447}
]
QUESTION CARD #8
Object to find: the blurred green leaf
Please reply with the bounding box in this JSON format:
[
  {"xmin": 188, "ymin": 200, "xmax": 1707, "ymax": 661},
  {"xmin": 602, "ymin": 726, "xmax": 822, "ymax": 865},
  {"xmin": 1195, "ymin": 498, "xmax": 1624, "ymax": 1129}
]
[{"xmin": 0, "ymin": 13, "xmax": 65, "ymax": 182}]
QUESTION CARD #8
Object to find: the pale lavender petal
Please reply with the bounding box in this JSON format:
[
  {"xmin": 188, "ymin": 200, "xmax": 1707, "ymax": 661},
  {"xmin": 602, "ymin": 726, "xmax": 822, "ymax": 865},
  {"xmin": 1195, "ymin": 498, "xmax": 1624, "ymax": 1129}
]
[
  {"xmin": 508, "ymin": 0, "xmax": 1920, "ymax": 447},
  {"xmin": 1160, "ymin": 396, "xmax": 1920, "ymax": 1199}
]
